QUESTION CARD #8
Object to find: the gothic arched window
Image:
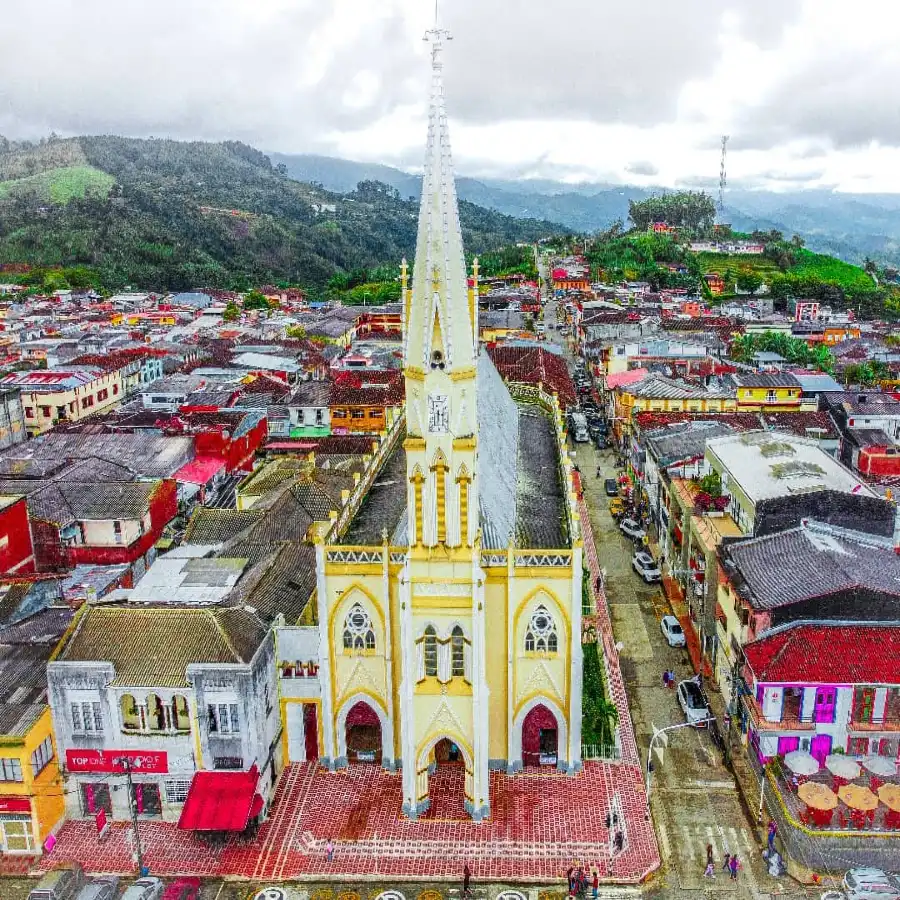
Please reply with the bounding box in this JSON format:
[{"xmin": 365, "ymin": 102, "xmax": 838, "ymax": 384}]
[
  {"xmin": 451, "ymin": 625, "xmax": 465, "ymax": 676},
  {"xmin": 525, "ymin": 605, "xmax": 559, "ymax": 655},
  {"xmin": 424, "ymin": 625, "xmax": 438, "ymax": 676},
  {"xmin": 342, "ymin": 603, "xmax": 376, "ymax": 653}
]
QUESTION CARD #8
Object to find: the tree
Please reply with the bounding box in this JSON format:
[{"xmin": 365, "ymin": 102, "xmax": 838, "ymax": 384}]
[
  {"xmin": 286, "ymin": 325, "xmax": 307, "ymax": 339},
  {"xmin": 790, "ymin": 234, "xmax": 805, "ymax": 250},
  {"xmin": 736, "ymin": 270, "xmax": 763, "ymax": 295},
  {"xmin": 243, "ymin": 290, "xmax": 271, "ymax": 310},
  {"xmin": 627, "ymin": 191, "xmax": 716, "ymax": 233},
  {"xmin": 222, "ymin": 301, "xmax": 240, "ymax": 322}
]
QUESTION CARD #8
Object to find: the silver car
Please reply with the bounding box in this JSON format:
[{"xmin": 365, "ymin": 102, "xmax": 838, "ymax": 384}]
[
  {"xmin": 121, "ymin": 879, "xmax": 165, "ymax": 900},
  {"xmin": 842, "ymin": 868, "xmax": 900, "ymax": 899},
  {"xmin": 76, "ymin": 877, "xmax": 120, "ymax": 900},
  {"xmin": 632, "ymin": 551, "xmax": 661, "ymax": 583},
  {"xmin": 677, "ymin": 679, "xmax": 712, "ymax": 726}
]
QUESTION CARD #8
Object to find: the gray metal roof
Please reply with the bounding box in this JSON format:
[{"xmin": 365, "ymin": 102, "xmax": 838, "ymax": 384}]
[{"xmin": 723, "ymin": 524, "xmax": 900, "ymax": 610}]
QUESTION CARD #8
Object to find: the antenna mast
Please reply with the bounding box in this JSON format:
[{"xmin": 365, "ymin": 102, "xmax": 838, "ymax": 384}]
[{"xmin": 718, "ymin": 135, "xmax": 729, "ymax": 221}]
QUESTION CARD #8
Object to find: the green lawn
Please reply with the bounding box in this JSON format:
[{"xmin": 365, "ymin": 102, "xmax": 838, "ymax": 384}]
[
  {"xmin": 791, "ymin": 248, "xmax": 875, "ymax": 291},
  {"xmin": 695, "ymin": 252, "xmax": 782, "ymax": 278},
  {"xmin": 0, "ymin": 165, "xmax": 115, "ymax": 204}
]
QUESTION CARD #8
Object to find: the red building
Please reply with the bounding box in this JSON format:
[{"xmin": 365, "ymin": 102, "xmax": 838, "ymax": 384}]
[
  {"xmin": 0, "ymin": 496, "xmax": 35, "ymax": 575},
  {"xmin": 847, "ymin": 429, "xmax": 900, "ymax": 479}
]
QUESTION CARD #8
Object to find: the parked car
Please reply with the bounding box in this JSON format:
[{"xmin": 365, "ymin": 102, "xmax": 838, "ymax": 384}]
[
  {"xmin": 604, "ymin": 478, "xmax": 619, "ymax": 497},
  {"xmin": 162, "ymin": 877, "xmax": 202, "ymax": 900},
  {"xmin": 677, "ymin": 679, "xmax": 712, "ymax": 726},
  {"xmin": 660, "ymin": 614, "xmax": 686, "ymax": 647},
  {"xmin": 619, "ymin": 518, "xmax": 646, "ymax": 540},
  {"xmin": 76, "ymin": 878, "xmax": 120, "ymax": 900},
  {"xmin": 632, "ymin": 551, "xmax": 662, "ymax": 583},
  {"xmin": 608, "ymin": 497, "xmax": 626, "ymax": 517},
  {"xmin": 29, "ymin": 867, "xmax": 85, "ymax": 900},
  {"xmin": 842, "ymin": 868, "xmax": 900, "ymax": 899},
  {"xmin": 595, "ymin": 436, "xmax": 609, "ymax": 451},
  {"xmin": 121, "ymin": 879, "xmax": 165, "ymax": 900}
]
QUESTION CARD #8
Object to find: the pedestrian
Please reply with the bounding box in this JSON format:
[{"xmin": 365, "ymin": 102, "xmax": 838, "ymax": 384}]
[
  {"xmin": 567, "ymin": 865, "xmax": 575, "ymax": 895},
  {"xmin": 595, "ymin": 574, "xmax": 603, "ymax": 594},
  {"xmin": 463, "ymin": 863, "xmax": 471, "ymax": 897},
  {"xmin": 596, "ymin": 465, "xmax": 602, "ymax": 479},
  {"xmin": 704, "ymin": 844, "xmax": 715, "ymax": 878},
  {"xmin": 668, "ymin": 669, "xmax": 676, "ymax": 689},
  {"xmin": 729, "ymin": 854, "xmax": 740, "ymax": 881},
  {"xmin": 722, "ymin": 852, "xmax": 730, "ymax": 874},
  {"xmin": 767, "ymin": 819, "xmax": 777, "ymax": 853},
  {"xmin": 614, "ymin": 830, "xmax": 624, "ymax": 854},
  {"xmin": 662, "ymin": 669, "xmax": 670, "ymax": 688},
  {"xmin": 591, "ymin": 867, "xmax": 599, "ymax": 899},
  {"xmin": 325, "ymin": 838, "xmax": 334, "ymax": 863}
]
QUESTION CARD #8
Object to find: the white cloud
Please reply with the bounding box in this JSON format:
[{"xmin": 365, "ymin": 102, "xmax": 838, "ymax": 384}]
[{"xmin": 1, "ymin": 0, "xmax": 899, "ymax": 191}]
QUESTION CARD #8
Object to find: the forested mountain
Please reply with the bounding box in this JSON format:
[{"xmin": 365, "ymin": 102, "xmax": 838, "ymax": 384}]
[
  {"xmin": 0, "ymin": 137, "xmax": 561, "ymax": 292},
  {"xmin": 275, "ymin": 152, "xmax": 900, "ymax": 269}
]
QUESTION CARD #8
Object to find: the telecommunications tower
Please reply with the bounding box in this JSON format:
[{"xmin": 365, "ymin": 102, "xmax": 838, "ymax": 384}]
[{"xmin": 718, "ymin": 135, "xmax": 729, "ymax": 222}]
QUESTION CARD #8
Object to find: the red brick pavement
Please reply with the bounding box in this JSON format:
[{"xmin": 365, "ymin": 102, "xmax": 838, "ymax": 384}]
[{"xmin": 40, "ymin": 760, "xmax": 658, "ymax": 882}]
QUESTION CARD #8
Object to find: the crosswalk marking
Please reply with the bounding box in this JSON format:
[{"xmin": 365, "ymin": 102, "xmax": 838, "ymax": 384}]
[{"xmin": 661, "ymin": 822, "xmax": 757, "ymax": 863}]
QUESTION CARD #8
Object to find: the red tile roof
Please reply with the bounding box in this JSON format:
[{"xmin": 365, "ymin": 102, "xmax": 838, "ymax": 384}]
[
  {"xmin": 487, "ymin": 345, "xmax": 577, "ymax": 409},
  {"xmin": 744, "ymin": 623, "xmax": 900, "ymax": 685}
]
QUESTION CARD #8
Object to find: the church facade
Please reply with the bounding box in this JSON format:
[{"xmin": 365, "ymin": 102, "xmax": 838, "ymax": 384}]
[{"xmin": 304, "ymin": 28, "xmax": 584, "ymax": 821}]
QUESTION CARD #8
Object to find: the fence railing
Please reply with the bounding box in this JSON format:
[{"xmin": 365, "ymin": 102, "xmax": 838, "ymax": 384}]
[{"xmin": 581, "ymin": 740, "xmax": 622, "ymax": 762}]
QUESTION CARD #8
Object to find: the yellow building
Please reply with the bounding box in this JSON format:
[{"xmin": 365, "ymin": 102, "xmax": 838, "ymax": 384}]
[
  {"xmin": 1, "ymin": 368, "xmax": 124, "ymax": 435},
  {"xmin": 285, "ymin": 31, "xmax": 584, "ymax": 821},
  {"xmin": 0, "ymin": 639, "xmax": 67, "ymax": 855},
  {"xmin": 731, "ymin": 372, "xmax": 802, "ymax": 412}
]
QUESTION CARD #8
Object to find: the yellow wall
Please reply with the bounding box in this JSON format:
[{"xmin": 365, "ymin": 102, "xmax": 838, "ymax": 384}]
[
  {"xmin": 22, "ymin": 371, "xmax": 124, "ymax": 435},
  {"xmin": 0, "ymin": 707, "xmax": 65, "ymax": 848},
  {"xmin": 735, "ymin": 386, "xmax": 801, "ymax": 411}
]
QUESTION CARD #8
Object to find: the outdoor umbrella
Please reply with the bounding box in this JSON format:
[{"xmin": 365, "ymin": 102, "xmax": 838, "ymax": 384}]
[
  {"xmin": 838, "ymin": 784, "xmax": 879, "ymax": 812},
  {"xmin": 798, "ymin": 781, "xmax": 838, "ymax": 811},
  {"xmin": 826, "ymin": 754, "xmax": 861, "ymax": 780},
  {"xmin": 863, "ymin": 755, "xmax": 897, "ymax": 778},
  {"xmin": 877, "ymin": 783, "xmax": 900, "ymax": 813},
  {"xmin": 784, "ymin": 750, "xmax": 820, "ymax": 776}
]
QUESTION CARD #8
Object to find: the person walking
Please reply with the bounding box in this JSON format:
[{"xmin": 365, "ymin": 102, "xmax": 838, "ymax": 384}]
[
  {"xmin": 729, "ymin": 854, "xmax": 740, "ymax": 881},
  {"xmin": 325, "ymin": 838, "xmax": 334, "ymax": 863},
  {"xmin": 767, "ymin": 819, "xmax": 778, "ymax": 853},
  {"xmin": 591, "ymin": 867, "xmax": 599, "ymax": 899},
  {"xmin": 722, "ymin": 852, "xmax": 731, "ymax": 875},
  {"xmin": 463, "ymin": 863, "xmax": 472, "ymax": 898},
  {"xmin": 704, "ymin": 844, "xmax": 715, "ymax": 878}
]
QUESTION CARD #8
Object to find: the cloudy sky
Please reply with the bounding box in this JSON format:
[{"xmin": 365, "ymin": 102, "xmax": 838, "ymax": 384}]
[{"xmin": 2, "ymin": 0, "xmax": 899, "ymax": 192}]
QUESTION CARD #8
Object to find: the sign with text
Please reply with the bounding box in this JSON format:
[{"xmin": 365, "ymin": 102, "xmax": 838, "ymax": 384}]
[
  {"xmin": 66, "ymin": 749, "xmax": 168, "ymax": 774},
  {"xmin": 0, "ymin": 796, "xmax": 32, "ymax": 813}
]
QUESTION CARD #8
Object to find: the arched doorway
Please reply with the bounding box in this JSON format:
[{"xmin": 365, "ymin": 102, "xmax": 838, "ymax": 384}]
[
  {"xmin": 345, "ymin": 700, "xmax": 382, "ymax": 763},
  {"xmin": 522, "ymin": 704, "xmax": 558, "ymax": 767},
  {"xmin": 415, "ymin": 735, "xmax": 473, "ymax": 819}
]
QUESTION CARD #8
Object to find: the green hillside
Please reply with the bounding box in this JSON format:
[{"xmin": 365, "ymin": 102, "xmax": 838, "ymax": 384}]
[
  {"xmin": 0, "ymin": 136, "xmax": 562, "ymax": 293},
  {"xmin": 0, "ymin": 165, "xmax": 115, "ymax": 204}
]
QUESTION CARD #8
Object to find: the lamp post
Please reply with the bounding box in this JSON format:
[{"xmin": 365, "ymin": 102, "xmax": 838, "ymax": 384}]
[
  {"xmin": 645, "ymin": 718, "xmax": 715, "ymax": 813},
  {"xmin": 117, "ymin": 758, "xmax": 145, "ymax": 876}
]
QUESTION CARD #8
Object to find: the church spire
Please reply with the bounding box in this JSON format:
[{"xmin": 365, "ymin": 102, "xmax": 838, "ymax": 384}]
[{"xmin": 404, "ymin": 17, "xmax": 475, "ymax": 373}]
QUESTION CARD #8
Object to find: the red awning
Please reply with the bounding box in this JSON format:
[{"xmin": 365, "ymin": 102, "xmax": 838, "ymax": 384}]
[{"xmin": 177, "ymin": 765, "xmax": 261, "ymax": 832}]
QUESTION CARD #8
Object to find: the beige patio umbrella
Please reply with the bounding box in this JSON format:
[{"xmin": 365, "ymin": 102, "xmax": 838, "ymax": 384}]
[
  {"xmin": 878, "ymin": 783, "xmax": 900, "ymax": 813},
  {"xmin": 863, "ymin": 755, "xmax": 898, "ymax": 778},
  {"xmin": 784, "ymin": 750, "xmax": 820, "ymax": 776},
  {"xmin": 838, "ymin": 783, "xmax": 879, "ymax": 812},
  {"xmin": 798, "ymin": 781, "xmax": 838, "ymax": 811},
  {"xmin": 826, "ymin": 754, "xmax": 861, "ymax": 780}
]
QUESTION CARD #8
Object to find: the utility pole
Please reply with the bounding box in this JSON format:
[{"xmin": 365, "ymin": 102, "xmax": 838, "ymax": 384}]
[{"xmin": 118, "ymin": 759, "xmax": 145, "ymax": 876}]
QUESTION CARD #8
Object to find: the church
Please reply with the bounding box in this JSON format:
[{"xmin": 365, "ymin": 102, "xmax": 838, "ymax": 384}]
[{"xmin": 308, "ymin": 25, "xmax": 584, "ymax": 821}]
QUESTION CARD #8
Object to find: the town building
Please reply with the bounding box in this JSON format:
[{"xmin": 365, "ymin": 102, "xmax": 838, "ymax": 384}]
[
  {"xmin": 3, "ymin": 368, "xmax": 124, "ymax": 435},
  {"xmin": 47, "ymin": 605, "xmax": 280, "ymax": 828},
  {"xmin": 730, "ymin": 372, "xmax": 802, "ymax": 412}
]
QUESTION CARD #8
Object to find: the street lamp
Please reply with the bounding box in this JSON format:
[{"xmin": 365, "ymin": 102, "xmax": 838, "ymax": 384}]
[{"xmin": 645, "ymin": 718, "xmax": 716, "ymax": 814}]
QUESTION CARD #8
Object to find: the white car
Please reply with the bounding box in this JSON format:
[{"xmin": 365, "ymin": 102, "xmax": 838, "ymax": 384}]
[
  {"xmin": 619, "ymin": 518, "xmax": 646, "ymax": 540},
  {"xmin": 842, "ymin": 868, "xmax": 900, "ymax": 900},
  {"xmin": 660, "ymin": 614, "xmax": 686, "ymax": 647},
  {"xmin": 120, "ymin": 879, "xmax": 164, "ymax": 900},
  {"xmin": 632, "ymin": 551, "xmax": 661, "ymax": 583},
  {"xmin": 677, "ymin": 679, "xmax": 712, "ymax": 726}
]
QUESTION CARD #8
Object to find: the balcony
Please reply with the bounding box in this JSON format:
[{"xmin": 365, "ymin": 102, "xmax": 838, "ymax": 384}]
[{"xmin": 743, "ymin": 694, "xmax": 816, "ymax": 732}]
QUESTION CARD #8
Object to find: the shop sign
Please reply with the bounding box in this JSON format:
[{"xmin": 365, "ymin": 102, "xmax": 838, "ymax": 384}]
[
  {"xmin": 66, "ymin": 749, "xmax": 168, "ymax": 774},
  {"xmin": 0, "ymin": 796, "xmax": 31, "ymax": 813}
]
